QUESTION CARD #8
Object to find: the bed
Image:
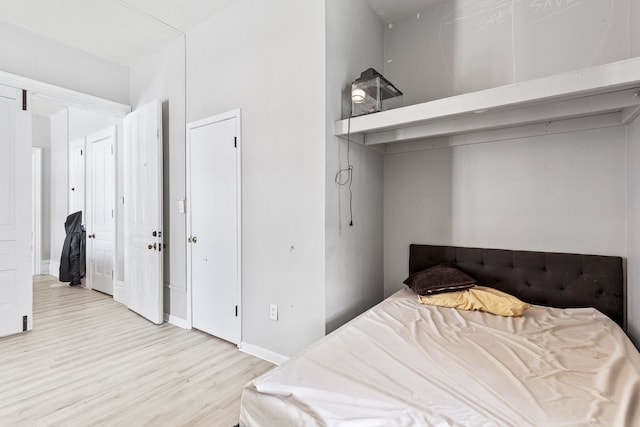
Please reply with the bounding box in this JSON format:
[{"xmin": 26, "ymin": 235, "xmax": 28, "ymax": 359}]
[{"xmin": 239, "ymin": 244, "xmax": 640, "ymax": 426}]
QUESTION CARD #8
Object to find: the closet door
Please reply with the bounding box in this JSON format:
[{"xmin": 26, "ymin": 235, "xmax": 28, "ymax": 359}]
[
  {"xmin": 0, "ymin": 85, "xmax": 32, "ymax": 337},
  {"xmin": 187, "ymin": 110, "xmax": 241, "ymax": 344}
]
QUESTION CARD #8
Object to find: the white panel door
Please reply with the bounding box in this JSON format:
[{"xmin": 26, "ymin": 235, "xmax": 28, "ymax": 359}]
[
  {"xmin": 68, "ymin": 137, "xmax": 85, "ymax": 215},
  {"xmin": 0, "ymin": 85, "xmax": 32, "ymax": 337},
  {"xmin": 86, "ymin": 127, "xmax": 116, "ymax": 295},
  {"xmin": 124, "ymin": 99, "xmax": 163, "ymax": 324},
  {"xmin": 187, "ymin": 111, "xmax": 241, "ymax": 344}
]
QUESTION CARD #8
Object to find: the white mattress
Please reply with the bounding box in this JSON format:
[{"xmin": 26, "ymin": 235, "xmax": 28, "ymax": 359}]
[{"xmin": 240, "ymin": 288, "xmax": 640, "ymax": 426}]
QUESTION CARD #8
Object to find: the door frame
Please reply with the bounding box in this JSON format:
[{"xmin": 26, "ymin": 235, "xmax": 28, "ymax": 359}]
[
  {"xmin": 185, "ymin": 109, "xmax": 242, "ymax": 338},
  {"xmin": 85, "ymin": 125, "xmax": 117, "ymax": 294},
  {"xmin": 32, "ymin": 147, "xmax": 42, "ymax": 275}
]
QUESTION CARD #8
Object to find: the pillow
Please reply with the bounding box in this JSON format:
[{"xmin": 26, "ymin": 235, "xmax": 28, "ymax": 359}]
[
  {"xmin": 403, "ymin": 263, "xmax": 477, "ymax": 295},
  {"xmin": 418, "ymin": 286, "xmax": 531, "ymax": 317}
]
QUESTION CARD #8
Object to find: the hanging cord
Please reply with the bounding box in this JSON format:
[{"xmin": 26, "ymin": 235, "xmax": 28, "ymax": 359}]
[{"xmin": 335, "ymin": 115, "xmax": 354, "ymax": 226}]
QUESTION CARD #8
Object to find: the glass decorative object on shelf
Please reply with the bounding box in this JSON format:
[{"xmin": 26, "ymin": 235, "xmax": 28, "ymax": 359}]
[{"xmin": 351, "ymin": 68, "xmax": 403, "ymax": 117}]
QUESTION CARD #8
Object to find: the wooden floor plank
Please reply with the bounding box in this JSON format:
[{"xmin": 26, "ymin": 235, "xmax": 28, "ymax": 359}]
[{"xmin": 0, "ymin": 276, "xmax": 273, "ymax": 427}]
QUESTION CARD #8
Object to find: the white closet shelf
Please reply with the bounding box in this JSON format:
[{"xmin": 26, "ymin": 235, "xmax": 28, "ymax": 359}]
[{"xmin": 335, "ymin": 57, "xmax": 640, "ymax": 146}]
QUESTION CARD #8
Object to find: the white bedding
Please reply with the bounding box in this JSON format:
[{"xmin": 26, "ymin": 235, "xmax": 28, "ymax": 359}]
[{"xmin": 240, "ymin": 288, "xmax": 640, "ymax": 426}]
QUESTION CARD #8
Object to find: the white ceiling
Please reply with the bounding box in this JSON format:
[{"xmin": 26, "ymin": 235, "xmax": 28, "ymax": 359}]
[
  {"xmin": 0, "ymin": 0, "xmax": 234, "ymax": 65},
  {"xmin": 0, "ymin": 0, "xmax": 437, "ymax": 66},
  {"xmin": 365, "ymin": 0, "xmax": 445, "ymax": 24}
]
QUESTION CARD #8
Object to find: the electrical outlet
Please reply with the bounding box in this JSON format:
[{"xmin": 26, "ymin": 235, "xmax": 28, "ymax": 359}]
[{"xmin": 269, "ymin": 304, "xmax": 278, "ymax": 321}]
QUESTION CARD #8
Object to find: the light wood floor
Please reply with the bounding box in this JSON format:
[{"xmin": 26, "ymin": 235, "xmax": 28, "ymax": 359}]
[{"xmin": 0, "ymin": 275, "xmax": 273, "ymax": 427}]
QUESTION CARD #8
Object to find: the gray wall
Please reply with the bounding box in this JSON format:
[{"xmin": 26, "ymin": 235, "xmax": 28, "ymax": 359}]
[
  {"xmin": 186, "ymin": 0, "xmax": 326, "ymax": 358},
  {"xmin": 325, "ymin": 0, "xmax": 385, "ymax": 333},
  {"xmin": 633, "ymin": 0, "xmax": 640, "ymax": 57},
  {"xmin": 383, "ymin": 0, "xmax": 630, "ymax": 105},
  {"xmin": 627, "ymin": 117, "xmax": 640, "ymax": 347},
  {"xmin": 629, "ymin": 0, "xmax": 640, "ymax": 349},
  {"xmin": 127, "ymin": 0, "xmax": 330, "ymax": 357},
  {"xmin": 381, "ymin": 0, "xmax": 633, "ymax": 297},
  {"xmin": 384, "ymin": 127, "xmax": 628, "ymax": 295}
]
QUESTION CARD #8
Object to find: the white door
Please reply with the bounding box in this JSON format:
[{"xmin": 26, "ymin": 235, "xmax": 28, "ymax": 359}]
[
  {"xmin": 0, "ymin": 85, "xmax": 32, "ymax": 337},
  {"xmin": 187, "ymin": 110, "xmax": 241, "ymax": 344},
  {"xmin": 86, "ymin": 127, "xmax": 116, "ymax": 295},
  {"xmin": 124, "ymin": 99, "xmax": 163, "ymax": 324},
  {"xmin": 68, "ymin": 137, "xmax": 85, "ymax": 215}
]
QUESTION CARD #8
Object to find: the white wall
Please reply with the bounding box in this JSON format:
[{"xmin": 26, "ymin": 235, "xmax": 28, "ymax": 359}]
[
  {"xmin": 68, "ymin": 107, "xmax": 122, "ymax": 142},
  {"xmin": 49, "ymin": 110, "xmax": 68, "ymax": 275},
  {"xmin": 185, "ymin": 0, "xmax": 326, "ymax": 357},
  {"xmin": 32, "ymin": 115, "xmax": 51, "ymax": 262},
  {"xmin": 0, "ymin": 21, "xmax": 129, "ymax": 105},
  {"xmin": 130, "ymin": 36, "xmax": 187, "ymax": 319},
  {"xmin": 325, "ymin": 0, "xmax": 385, "ymax": 333},
  {"xmin": 627, "ymin": 118, "xmax": 640, "ymax": 347},
  {"xmin": 384, "ymin": 0, "xmax": 631, "ymax": 105}
]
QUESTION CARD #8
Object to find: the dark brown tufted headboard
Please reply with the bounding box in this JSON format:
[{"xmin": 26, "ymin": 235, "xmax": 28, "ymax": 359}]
[{"xmin": 409, "ymin": 244, "xmax": 625, "ymax": 327}]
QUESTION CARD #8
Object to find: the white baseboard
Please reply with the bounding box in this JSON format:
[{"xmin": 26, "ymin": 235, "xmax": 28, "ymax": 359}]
[
  {"xmin": 239, "ymin": 342, "xmax": 288, "ymax": 365},
  {"xmin": 48, "ymin": 260, "xmax": 60, "ymax": 279},
  {"xmin": 164, "ymin": 313, "xmax": 188, "ymax": 329},
  {"xmin": 40, "ymin": 260, "xmax": 51, "ymax": 275},
  {"xmin": 113, "ymin": 280, "xmax": 127, "ymax": 305}
]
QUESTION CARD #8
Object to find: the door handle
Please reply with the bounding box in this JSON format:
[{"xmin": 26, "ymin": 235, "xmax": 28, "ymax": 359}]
[
  {"xmin": 188, "ymin": 236, "xmax": 197, "ymax": 243},
  {"xmin": 88, "ymin": 234, "xmax": 95, "ymax": 239},
  {"xmin": 148, "ymin": 243, "xmax": 157, "ymax": 250}
]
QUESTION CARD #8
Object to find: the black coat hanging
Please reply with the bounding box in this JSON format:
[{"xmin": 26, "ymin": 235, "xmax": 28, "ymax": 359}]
[{"xmin": 59, "ymin": 211, "xmax": 86, "ymax": 285}]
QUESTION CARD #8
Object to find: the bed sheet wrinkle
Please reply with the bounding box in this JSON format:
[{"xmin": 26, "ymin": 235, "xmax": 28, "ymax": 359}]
[{"xmin": 242, "ymin": 288, "xmax": 640, "ymax": 427}]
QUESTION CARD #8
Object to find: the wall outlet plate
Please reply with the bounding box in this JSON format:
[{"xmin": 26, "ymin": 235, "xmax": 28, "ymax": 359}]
[{"xmin": 269, "ymin": 304, "xmax": 278, "ymax": 321}]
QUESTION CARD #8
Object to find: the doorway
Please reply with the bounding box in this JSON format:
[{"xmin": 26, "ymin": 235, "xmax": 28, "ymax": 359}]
[
  {"xmin": 31, "ymin": 96, "xmax": 123, "ymax": 285},
  {"xmin": 32, "ymin": 147, "xmax": 42, "ymax": 275},
  {"xmin": 186, "ymin": 109, "xmax": 242, "ymax": 345}
]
